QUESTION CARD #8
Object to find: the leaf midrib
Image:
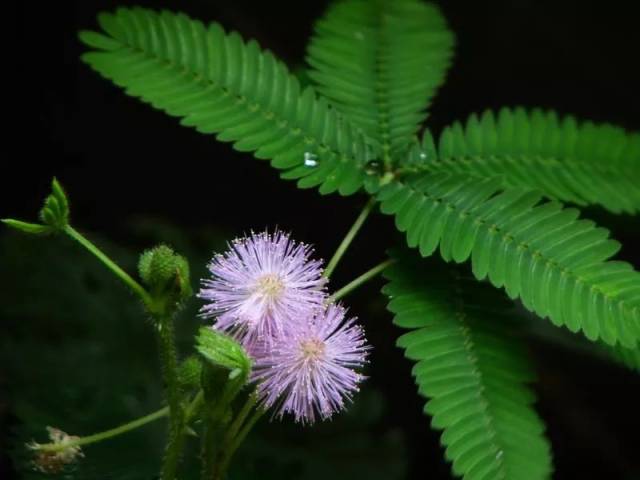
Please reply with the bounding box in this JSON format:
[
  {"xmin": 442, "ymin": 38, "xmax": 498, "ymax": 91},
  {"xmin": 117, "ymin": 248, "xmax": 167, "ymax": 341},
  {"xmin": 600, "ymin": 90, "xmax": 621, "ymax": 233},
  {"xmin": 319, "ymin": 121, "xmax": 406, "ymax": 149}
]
[
  {"xmin": 398, "ymin": 180, "xmax": 639, "ymax": 330},
  {"xmin": 403, "ymin": 153, "xmax": 640, "ymax": 178},
  {"xmin": 98, "ymin": 37, "xmax": 366, "ymax": 171}
]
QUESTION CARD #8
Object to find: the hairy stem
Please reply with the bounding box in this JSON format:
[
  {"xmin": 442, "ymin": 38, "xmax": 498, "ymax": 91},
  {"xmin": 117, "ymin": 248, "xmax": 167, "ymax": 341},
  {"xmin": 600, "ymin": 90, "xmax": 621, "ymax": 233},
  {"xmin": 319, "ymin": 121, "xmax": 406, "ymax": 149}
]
[
  {"xmin": 200, "ymin": 398, "xmax": 233, "ymax": 480},
  {"xmin": 35, "ymin": 390, "xmax": 204, "ymax": 454},
  {"xmin": 63, "ymin": 225, "xmax": 152, "ymax": 306},
  {"xmin": 222, "ymin": 394, "xmax": 257, "ymax": 450},
  {"xmin": 157, "ymin": 316, "xmax": 186, "ymax": 480},
  {"xmin": 324, "ymin": 197, "xmax": 376, "ymax": 279},
  {"xmin": 213, "ymin": 407, "xmax": 266, "ymax": 480},
  {"xmin": 328, "ymin": 259, "xmax": 394, "ymax": 303}
]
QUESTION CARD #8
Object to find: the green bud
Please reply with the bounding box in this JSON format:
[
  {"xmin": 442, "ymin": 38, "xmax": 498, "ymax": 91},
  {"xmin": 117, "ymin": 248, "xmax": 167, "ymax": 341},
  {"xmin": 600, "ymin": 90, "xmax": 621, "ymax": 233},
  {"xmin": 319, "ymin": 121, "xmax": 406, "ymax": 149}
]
[
  {"xmin": 2, "ymin": 178, "xmax": 70, "ymax": 235},
  {"xmin": 39, "ymin": 178, "xmax": 70, "ymax": 230},
  {"xmin": 137, "ymin": 244, "xmax": 192, "ymax": 309}
]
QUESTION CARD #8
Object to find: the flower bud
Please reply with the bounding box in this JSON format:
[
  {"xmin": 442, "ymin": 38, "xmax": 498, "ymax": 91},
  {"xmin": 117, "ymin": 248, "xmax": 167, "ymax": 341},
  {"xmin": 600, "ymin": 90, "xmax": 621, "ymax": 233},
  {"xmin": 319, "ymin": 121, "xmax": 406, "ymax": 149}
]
[
  {"xmin": 29, "ymin": 427, "xmax": 84, "ymax": 474},
  {"xmin": 39, "ymin": 178, "xmax": 70, "ymax": 230},
  {"xmin": 2, "ymin": 178, "xmax": 69, "ymax": 235},
  {"xmin": 138, "ymin": 244, "xmax": 192, "ymax": 309}
]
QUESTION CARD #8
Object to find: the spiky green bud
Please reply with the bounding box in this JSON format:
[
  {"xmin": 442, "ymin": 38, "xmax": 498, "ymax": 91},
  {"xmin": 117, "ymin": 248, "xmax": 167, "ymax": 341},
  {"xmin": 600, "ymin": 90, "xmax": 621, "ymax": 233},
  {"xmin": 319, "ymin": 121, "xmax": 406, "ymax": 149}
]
[
  {"xmin": 2, "ymin": 178, "xmax": 70, "ymax": 235},
  {"xmin": 137, "ymin": 244, "xmax": 192, "ymax": 310},
  {"xmin": 39, "ymin": 178, "xmax": 70, "ymax": 230}
]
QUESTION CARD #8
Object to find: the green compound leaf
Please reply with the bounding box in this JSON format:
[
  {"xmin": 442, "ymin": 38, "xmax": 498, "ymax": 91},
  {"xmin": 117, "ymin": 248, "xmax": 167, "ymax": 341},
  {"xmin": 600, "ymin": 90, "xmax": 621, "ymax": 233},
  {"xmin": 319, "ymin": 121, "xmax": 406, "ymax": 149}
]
[
  {"xmin": 406, "ymin": 108, "xmax": 640, "ymax": 214},
  {"xmin": 378, "ymin": 173, "xmax": 640, "ymax": 348},
  {"xmin": 383, "ymin": 252, "xmax": 552, "ymax": 480},
  {"xmin": 80, "ymin": 8, "xmax": 380, "ymax": 196},
  {"xmin": 307, "ymin": 0, "xmax": 454, "ymax": 163}
]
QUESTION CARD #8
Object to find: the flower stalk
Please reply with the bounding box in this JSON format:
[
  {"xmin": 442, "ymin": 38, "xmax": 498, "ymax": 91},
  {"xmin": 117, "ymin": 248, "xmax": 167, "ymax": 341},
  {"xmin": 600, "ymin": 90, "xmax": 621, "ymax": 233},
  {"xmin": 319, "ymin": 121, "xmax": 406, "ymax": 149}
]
[
  {"xmin": 328, "ymin": 258, "xmax": 395, "ymax": 303},
  {"xmin": 324, "ymin": 197, "xmax": 376, "ymax": 279}
]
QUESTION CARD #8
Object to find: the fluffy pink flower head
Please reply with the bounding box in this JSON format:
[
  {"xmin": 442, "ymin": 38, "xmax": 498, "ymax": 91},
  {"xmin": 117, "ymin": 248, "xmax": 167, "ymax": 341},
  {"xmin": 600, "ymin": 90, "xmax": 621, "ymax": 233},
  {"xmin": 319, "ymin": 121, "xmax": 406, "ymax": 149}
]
[
  {"xmin": 252, "ymin": 303, "xmax": 369, "ymax": 424},
  {"xmin": 198, "ymin": 231, "xmax": 326, "ymax": 350}
]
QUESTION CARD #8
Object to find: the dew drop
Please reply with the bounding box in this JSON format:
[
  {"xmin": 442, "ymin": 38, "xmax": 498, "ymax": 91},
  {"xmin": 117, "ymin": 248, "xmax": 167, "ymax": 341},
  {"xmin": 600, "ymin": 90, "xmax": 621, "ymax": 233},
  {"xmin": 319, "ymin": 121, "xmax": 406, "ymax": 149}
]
[
  {"xmin": 304, "ymin": 152, "xmax": 318, "ymax": 167},
  {"xmin": 365, "ymin": 160, "xmax": 383, "ymax": 176},
  {"xmin": 419, "ymin": 151, "xmax": 427, "ymax": 160}
]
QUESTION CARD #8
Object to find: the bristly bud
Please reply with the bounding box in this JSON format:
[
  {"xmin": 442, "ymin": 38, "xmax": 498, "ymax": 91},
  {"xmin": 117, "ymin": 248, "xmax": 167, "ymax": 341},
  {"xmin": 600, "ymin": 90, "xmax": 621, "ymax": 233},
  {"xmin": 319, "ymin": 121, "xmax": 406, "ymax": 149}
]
[
  {"xmin": 28, "ymin": 426, "xmax": 84, "ymax": 474},
  {"xmin": 2, "ymin": 178, "xmax": 70, "ymax": 235},
  {"xmin": 39, "ymin": 178, "xmax": 70, "ymax": 230},
  {"xmin": 138, "ymin": 244, "xmax": 192, "ymax": 310}
]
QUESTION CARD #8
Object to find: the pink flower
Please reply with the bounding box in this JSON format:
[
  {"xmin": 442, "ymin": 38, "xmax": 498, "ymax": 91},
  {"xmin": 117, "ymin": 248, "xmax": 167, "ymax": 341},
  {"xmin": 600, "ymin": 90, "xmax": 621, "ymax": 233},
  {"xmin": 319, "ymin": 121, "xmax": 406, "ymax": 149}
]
[
  {"xmin": 198, "ymin": 231, "xmax": 326, "ymax": 350},
  {"xmin": 252, "ymin": 303, "xmax": 369, "ymax": 424}
]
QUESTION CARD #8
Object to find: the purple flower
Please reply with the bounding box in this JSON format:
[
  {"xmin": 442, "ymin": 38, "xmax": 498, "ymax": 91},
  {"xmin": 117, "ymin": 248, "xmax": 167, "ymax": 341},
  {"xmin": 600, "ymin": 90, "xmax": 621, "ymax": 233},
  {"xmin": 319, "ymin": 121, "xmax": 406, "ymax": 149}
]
[
  {"xmin": 198, "ymin": 231, "xmax": 326, "ymax": 349},
  {"xmin": 252, "ymin": 303, "xmax": 369, "ymax": 424}
]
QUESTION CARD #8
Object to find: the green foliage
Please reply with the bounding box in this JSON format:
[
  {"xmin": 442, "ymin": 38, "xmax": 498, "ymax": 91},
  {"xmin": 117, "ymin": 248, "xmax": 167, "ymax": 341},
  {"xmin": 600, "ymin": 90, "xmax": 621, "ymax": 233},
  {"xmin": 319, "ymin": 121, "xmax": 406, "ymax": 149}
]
[
  {"xmin": 79, "ymin": 8, "xmax": 379, "ymax": 195},
  {"xmin": 40, "ymin": 178, "xmax": 70, "ymax": 229},
  {"xmin": 72, "ymin": 1, "xmax": 640, "ymax": 478},
  {"xmin": 378, "ymin": 172, "xmax": 640, "ymax": 348},
  {"xmin": 307, "ymin": 0, "xmax": 454, "ymax": 162},
  {"xmin": 405, "ymin": 108, "xmax": 640, "ymax": 213},
  {"xmin": 196, "ymin": 327, "xmax": 251, "ymax": 381},
  {"xmin": 383, "ymin": 251, "xmax": 552, "ymax": 480}
]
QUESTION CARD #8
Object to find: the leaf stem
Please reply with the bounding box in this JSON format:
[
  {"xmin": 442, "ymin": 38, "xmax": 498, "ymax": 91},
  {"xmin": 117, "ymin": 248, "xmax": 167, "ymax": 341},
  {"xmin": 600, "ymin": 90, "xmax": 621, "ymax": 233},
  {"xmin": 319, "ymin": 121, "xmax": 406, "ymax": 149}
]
[
  {"xmin": 324, "ymin": 197, "xmax": 376, "ymax": 279},
  {"xmin": 36, "ymin": 407, "xmax": 169, "ymax": 453},
  {"xmin": 213, "ymin": 407, "xmax": 266, "ymax": 479},
  {"xmin": 63, "ymin": 224, "xmax": 152, "ymax": 307},
  {"xmin": 327, "ymin": 259, "xmax": 394, "ymax": 303},
  {"xmin": 223, "ymin": 394, "xmax": 257, "ymax": 449}
]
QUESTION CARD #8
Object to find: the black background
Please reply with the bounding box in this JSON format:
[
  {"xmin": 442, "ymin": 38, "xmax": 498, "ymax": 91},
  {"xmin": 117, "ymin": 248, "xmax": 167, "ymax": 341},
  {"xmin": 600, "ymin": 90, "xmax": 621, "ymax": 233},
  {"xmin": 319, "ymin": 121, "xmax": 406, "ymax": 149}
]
[{"xmin": 7, "ymin": 0, "xmax": 640, "ymax": 478}]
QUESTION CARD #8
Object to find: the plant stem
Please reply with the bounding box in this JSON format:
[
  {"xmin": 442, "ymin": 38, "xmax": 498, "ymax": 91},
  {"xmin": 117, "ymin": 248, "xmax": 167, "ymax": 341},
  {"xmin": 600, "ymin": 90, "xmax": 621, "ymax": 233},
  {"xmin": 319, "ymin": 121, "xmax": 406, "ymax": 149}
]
[
  {"xmin": 63, "ymin": 224, "xmax": 152, "ymax": 307},
  {"xmin": 157, "ymin": 316, "xmax": 185, "ymax": 480},
  {"xmin": 37, "ymin": 407, "xmax": 169, "ymax": 453},
  {"xmin": 34, "ymin": 389, "xmax": 203, "ymax": 454},
  {"xmin": 213, "ymin": 407, "xmax": 266, "ymax": 480},
  {"xmin": 327, "ymin": 259, "xmax": 394, "ymax": 303},
  {"xmin": 185, "ymin": 390, "xmax": 205, "ymax": 422},
  {"xmin": 324, "ymin": 198, "xmax": 376, "ymax": 279},
  {"xmin": 200, "ymin": 395, "xmax": 232, "ymax": 480},
  {"xmin": 222, "ymin": 394, "xmax": 256, "ymax": 452}
]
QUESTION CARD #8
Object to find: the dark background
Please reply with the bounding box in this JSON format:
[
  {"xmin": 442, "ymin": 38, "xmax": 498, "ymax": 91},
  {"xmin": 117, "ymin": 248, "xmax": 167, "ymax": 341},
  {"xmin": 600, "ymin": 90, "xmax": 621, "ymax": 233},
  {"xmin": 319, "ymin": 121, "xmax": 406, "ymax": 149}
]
[{"xmin": 5, "ymin": 0, "xmax": 640, "ymax": 479}]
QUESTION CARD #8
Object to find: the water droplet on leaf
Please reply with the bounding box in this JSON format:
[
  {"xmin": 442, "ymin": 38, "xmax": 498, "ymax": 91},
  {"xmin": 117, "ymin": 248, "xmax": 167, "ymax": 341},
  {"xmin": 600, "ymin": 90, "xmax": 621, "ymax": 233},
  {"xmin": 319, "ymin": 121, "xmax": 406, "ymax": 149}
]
[
  {"xmin": 304, "ymin": 152, "xmax": 318, "ymax": 167},
  {"xmin": 365, "ymin": 160, "xmax": 383, "ymax": 176}
]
